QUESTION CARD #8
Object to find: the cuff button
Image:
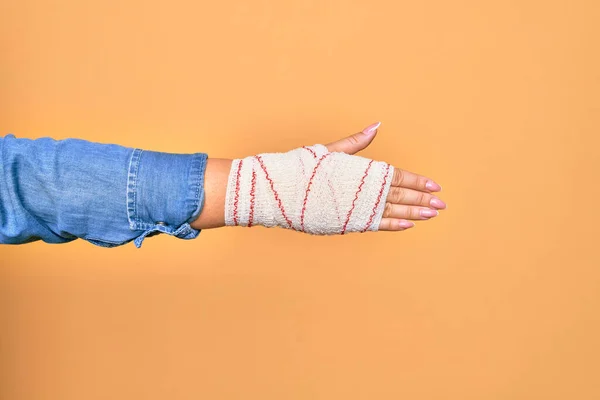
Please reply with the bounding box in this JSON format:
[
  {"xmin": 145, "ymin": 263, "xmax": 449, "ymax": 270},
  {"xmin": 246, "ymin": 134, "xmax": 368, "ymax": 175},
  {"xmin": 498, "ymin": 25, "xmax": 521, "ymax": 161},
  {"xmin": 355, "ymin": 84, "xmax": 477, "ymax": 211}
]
[{"xmin": 156, "ymin": 221, "xmax": 166, "ymax": 226}]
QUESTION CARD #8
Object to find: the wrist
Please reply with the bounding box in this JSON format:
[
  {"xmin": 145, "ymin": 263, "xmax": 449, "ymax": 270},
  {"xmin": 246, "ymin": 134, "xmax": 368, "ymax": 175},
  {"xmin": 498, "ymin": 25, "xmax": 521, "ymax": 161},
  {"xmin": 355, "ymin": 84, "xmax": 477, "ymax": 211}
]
[{"xmin": 190, "ymin": 158, "xmax": 232, "ymax": 230}]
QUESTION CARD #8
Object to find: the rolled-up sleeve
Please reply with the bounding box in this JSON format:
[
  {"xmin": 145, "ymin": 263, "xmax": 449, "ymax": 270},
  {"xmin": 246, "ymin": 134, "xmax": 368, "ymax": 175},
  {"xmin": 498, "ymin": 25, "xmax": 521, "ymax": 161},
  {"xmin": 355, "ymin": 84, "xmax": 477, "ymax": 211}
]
[{"xmin": 0, "ymin": 134, "xmax": 208, "ymax": 248}]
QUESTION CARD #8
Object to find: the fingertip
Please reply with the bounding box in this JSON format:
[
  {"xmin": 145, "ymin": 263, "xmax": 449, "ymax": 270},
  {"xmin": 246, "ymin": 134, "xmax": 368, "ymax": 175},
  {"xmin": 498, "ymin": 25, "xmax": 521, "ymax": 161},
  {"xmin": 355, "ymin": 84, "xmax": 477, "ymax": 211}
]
[
  {"xmin": 425, "ymin": 180, "xmax": 442, "ymax": 192},
  {"xmin": 362, "ymin": 121, "xmax": 381, "ymax": 137},
  {"xmin": 398, "ymin": 220, "xmax": 415, "ymax": 229}
]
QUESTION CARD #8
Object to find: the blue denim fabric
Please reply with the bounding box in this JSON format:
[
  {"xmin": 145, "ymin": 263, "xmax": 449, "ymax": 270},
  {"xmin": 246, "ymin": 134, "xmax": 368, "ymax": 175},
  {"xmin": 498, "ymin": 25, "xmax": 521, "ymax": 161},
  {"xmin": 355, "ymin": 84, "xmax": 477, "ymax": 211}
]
[{"xmin": 0, "ymin": 134, "xmax": 208, "ymax": 248}]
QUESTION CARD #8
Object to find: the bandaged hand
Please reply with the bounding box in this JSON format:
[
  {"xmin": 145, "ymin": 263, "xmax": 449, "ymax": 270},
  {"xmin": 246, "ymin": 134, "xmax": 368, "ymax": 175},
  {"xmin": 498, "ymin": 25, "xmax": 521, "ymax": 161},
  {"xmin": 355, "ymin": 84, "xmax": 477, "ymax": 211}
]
[{"xmin": 222, "ymin": 122, "xmax": 446, "ymax": 234}]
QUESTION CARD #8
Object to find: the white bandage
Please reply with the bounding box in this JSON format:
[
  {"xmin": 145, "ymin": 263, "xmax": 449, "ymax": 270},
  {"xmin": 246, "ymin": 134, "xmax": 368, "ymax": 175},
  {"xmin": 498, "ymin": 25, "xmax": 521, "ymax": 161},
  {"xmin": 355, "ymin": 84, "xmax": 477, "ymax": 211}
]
[{"xmin": 224, "ymin": 144, "xmax": 394, "ymax": 234}]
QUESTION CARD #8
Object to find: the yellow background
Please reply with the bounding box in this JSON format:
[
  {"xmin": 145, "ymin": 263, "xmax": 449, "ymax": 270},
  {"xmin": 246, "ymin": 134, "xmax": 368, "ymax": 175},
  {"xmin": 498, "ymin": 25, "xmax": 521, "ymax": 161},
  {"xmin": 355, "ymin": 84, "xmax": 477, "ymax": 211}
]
[{"xmin": 1, "ymin": 1, "xmax": 599, "ymax": 399}]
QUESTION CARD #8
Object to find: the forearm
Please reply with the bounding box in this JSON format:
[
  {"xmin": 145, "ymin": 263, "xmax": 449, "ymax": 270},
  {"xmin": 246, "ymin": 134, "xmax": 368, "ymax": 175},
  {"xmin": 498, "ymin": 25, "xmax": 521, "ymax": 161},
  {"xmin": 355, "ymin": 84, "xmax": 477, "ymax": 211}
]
[
  {"xmin": 1, "ymin": 134, "xmax": 209, "ymax": 248},
  {"xmin": 190, "ymin": 158, "xmax": 231, "ymax": 230}
]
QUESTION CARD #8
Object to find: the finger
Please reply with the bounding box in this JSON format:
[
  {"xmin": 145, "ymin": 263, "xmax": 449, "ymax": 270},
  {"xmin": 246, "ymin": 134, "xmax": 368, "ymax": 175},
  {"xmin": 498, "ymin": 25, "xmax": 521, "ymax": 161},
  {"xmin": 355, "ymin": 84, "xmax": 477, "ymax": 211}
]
[
  {"xmin": 391, "ymin": 167, "xmax": 442, "ymax": 192},
  {"xmin": 386, "ymin": 187, "xmax": 447, "ymax": 209},
  {"xmin": 382, "ymin": 203, "xmax": 439, "ymax": 220},
  {"xmin": 378, "ymin": 218, "xmax": 415, "ymax": 231},
  {"xmin": 325, "ymin": 121, "xmax": 381, "ymax": 155}
]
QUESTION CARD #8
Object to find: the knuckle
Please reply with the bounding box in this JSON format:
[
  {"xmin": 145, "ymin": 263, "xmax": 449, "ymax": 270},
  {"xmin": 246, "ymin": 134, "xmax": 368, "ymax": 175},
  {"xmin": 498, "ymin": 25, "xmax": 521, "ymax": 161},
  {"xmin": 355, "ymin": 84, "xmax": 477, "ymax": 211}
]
[
  {"xmin": 410, "ymin": 207, "xmax": 421, "ymax": 219},
  {"xmin": 391, "ymin": 187, "xmax": 405, "ymax": 203},
  {"xmin": 383, "ymin": 202, "xmax": 393, "ymax": 218},
  {"xmin": 379, "ymin": 220, "xmax": 389, "ymax": 231},
  {"xmin": 423, "ymin": 193, "xmax": 434, "ymax": 206},
  {"xmin": 416, "ymin": 191, "xmax": 425, "ymax": 205},
  {"xmin": 347, "ymin": 135, "xmax": 360, "ymax": 146},
  {"xmin": 394, "ymin": 169, "xmax": 404, "ymax": 186},
  {"xmin": 397, "ymin": 188, "xmax": 406, "ymax": 203}
]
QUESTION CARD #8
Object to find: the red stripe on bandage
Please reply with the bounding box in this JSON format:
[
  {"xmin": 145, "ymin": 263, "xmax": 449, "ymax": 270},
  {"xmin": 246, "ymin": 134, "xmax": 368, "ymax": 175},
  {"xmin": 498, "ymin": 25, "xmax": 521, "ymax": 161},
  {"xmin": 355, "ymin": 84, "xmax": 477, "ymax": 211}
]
[
  {"xmin": 255, "ymin": 155, "xmax": 293, "ymax": 228},
  {"xmin": 300, "ymin": 153, "xmax": 332, "ymax": 232},
  {"xmin": 248, "ymin": 167, "xmax": 257, "ymax": 227},
  {"xmin": 341, "ymin": 160, "xmax": 373, "ymax": 235},
  {"xmin": 362, "ymin": 164, "xmax": 391, "ymax": 232},
  {"xmin": 233, "ymin": 159, "xmax": 243, "ymax": 226},
  {"xmin": 302, "ymin": 146, "xmax": 318, "ymax": 159}
]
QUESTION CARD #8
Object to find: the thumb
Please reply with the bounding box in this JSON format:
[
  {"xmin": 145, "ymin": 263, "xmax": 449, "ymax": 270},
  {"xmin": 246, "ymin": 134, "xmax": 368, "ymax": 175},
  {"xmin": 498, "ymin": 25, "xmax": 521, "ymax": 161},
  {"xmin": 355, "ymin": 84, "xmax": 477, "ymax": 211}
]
[{"xmin": 325, "ymin": 122, "xmax": 381, "ymax": 155}]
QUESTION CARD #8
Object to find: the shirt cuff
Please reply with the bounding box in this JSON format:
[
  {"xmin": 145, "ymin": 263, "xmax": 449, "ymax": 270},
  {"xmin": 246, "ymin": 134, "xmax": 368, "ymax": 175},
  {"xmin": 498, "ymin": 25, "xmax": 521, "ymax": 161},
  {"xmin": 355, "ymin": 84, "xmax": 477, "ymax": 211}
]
[{"xmin": 126, "ymin": 148, "xmax": 208, "ymax": 248}]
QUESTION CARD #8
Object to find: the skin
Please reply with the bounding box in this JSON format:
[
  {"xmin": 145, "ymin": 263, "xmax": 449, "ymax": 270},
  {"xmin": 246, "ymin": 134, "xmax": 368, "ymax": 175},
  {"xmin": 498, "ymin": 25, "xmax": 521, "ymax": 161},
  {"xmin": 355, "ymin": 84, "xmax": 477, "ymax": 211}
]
[{"xmin": 190, "ymin": 123, "xmax": 446, "ymax": 232}]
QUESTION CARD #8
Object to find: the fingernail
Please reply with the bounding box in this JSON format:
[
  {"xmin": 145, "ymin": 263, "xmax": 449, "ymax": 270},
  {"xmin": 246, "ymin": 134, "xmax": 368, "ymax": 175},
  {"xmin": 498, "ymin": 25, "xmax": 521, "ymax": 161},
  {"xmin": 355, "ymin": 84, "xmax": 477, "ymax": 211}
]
[
  {"xmin": 399, "ymin": 220, "xmax": 414, "ymax": 229},
  {"xmin": 362, "ymin": 121, "xmax": 381, "ymax": 136},
  {"xmin": 420, "ymin": 208, "xmax": 438, "ymax": 218},
  {"xmin": 430, "ymin": 198, "xmax": 446, "ymax": 209},
  {"xmin": 425, "ymin": 180, "xmax": 442, "ymax": 192}
]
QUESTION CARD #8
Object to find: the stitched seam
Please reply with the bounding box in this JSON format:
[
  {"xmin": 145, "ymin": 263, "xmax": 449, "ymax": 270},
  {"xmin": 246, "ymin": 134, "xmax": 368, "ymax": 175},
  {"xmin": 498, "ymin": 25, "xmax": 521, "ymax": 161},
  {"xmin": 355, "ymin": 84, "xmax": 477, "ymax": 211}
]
[
  {"xmin": 188, "ymin": 153, "xmax": 204, "ymax": 225},
  {"xmin": 248, "ymin": 161, "xmax": 256, "ymax": 227},
  {"xmin": 126, "ymin": 149, "xmax": 143, "ymax": 229},
  {"xmin": 233, "ymin": 159, "xmax": 243, "ymax": 226}
]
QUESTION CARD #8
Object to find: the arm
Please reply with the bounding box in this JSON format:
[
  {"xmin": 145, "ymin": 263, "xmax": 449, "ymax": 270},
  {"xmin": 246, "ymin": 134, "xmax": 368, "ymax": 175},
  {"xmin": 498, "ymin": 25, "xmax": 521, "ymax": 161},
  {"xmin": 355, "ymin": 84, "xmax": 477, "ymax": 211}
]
[
  {"xmin": 0, "ymin": 123, "xmax": 445, "ymax": 248},
  {"xmin": 1, "ymin": 134, "xmax": 208, "ymax": 248},
  {"xmin": 190, "ymin": 158, "xmax": 231, "ymax": 230}
]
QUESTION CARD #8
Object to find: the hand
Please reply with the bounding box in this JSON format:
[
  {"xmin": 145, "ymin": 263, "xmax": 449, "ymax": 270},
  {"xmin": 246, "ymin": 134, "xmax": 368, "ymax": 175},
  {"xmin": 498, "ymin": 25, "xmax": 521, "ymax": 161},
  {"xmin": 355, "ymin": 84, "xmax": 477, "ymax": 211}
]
[
  {"xmin": 324, "ymin": 122, "xmax": 446, "ymax": 231},
  {"xmin": 191, "ymin": 123, "xmax": 446, "ymax": 232}
]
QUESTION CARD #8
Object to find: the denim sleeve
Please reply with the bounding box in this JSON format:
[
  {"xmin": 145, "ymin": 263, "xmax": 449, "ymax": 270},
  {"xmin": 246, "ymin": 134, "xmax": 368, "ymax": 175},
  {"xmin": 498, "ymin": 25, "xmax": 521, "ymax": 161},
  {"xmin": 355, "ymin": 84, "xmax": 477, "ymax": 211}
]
[{"xmin": 0, "ymin": 134, "xmax": 208, "ymax": 248}]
